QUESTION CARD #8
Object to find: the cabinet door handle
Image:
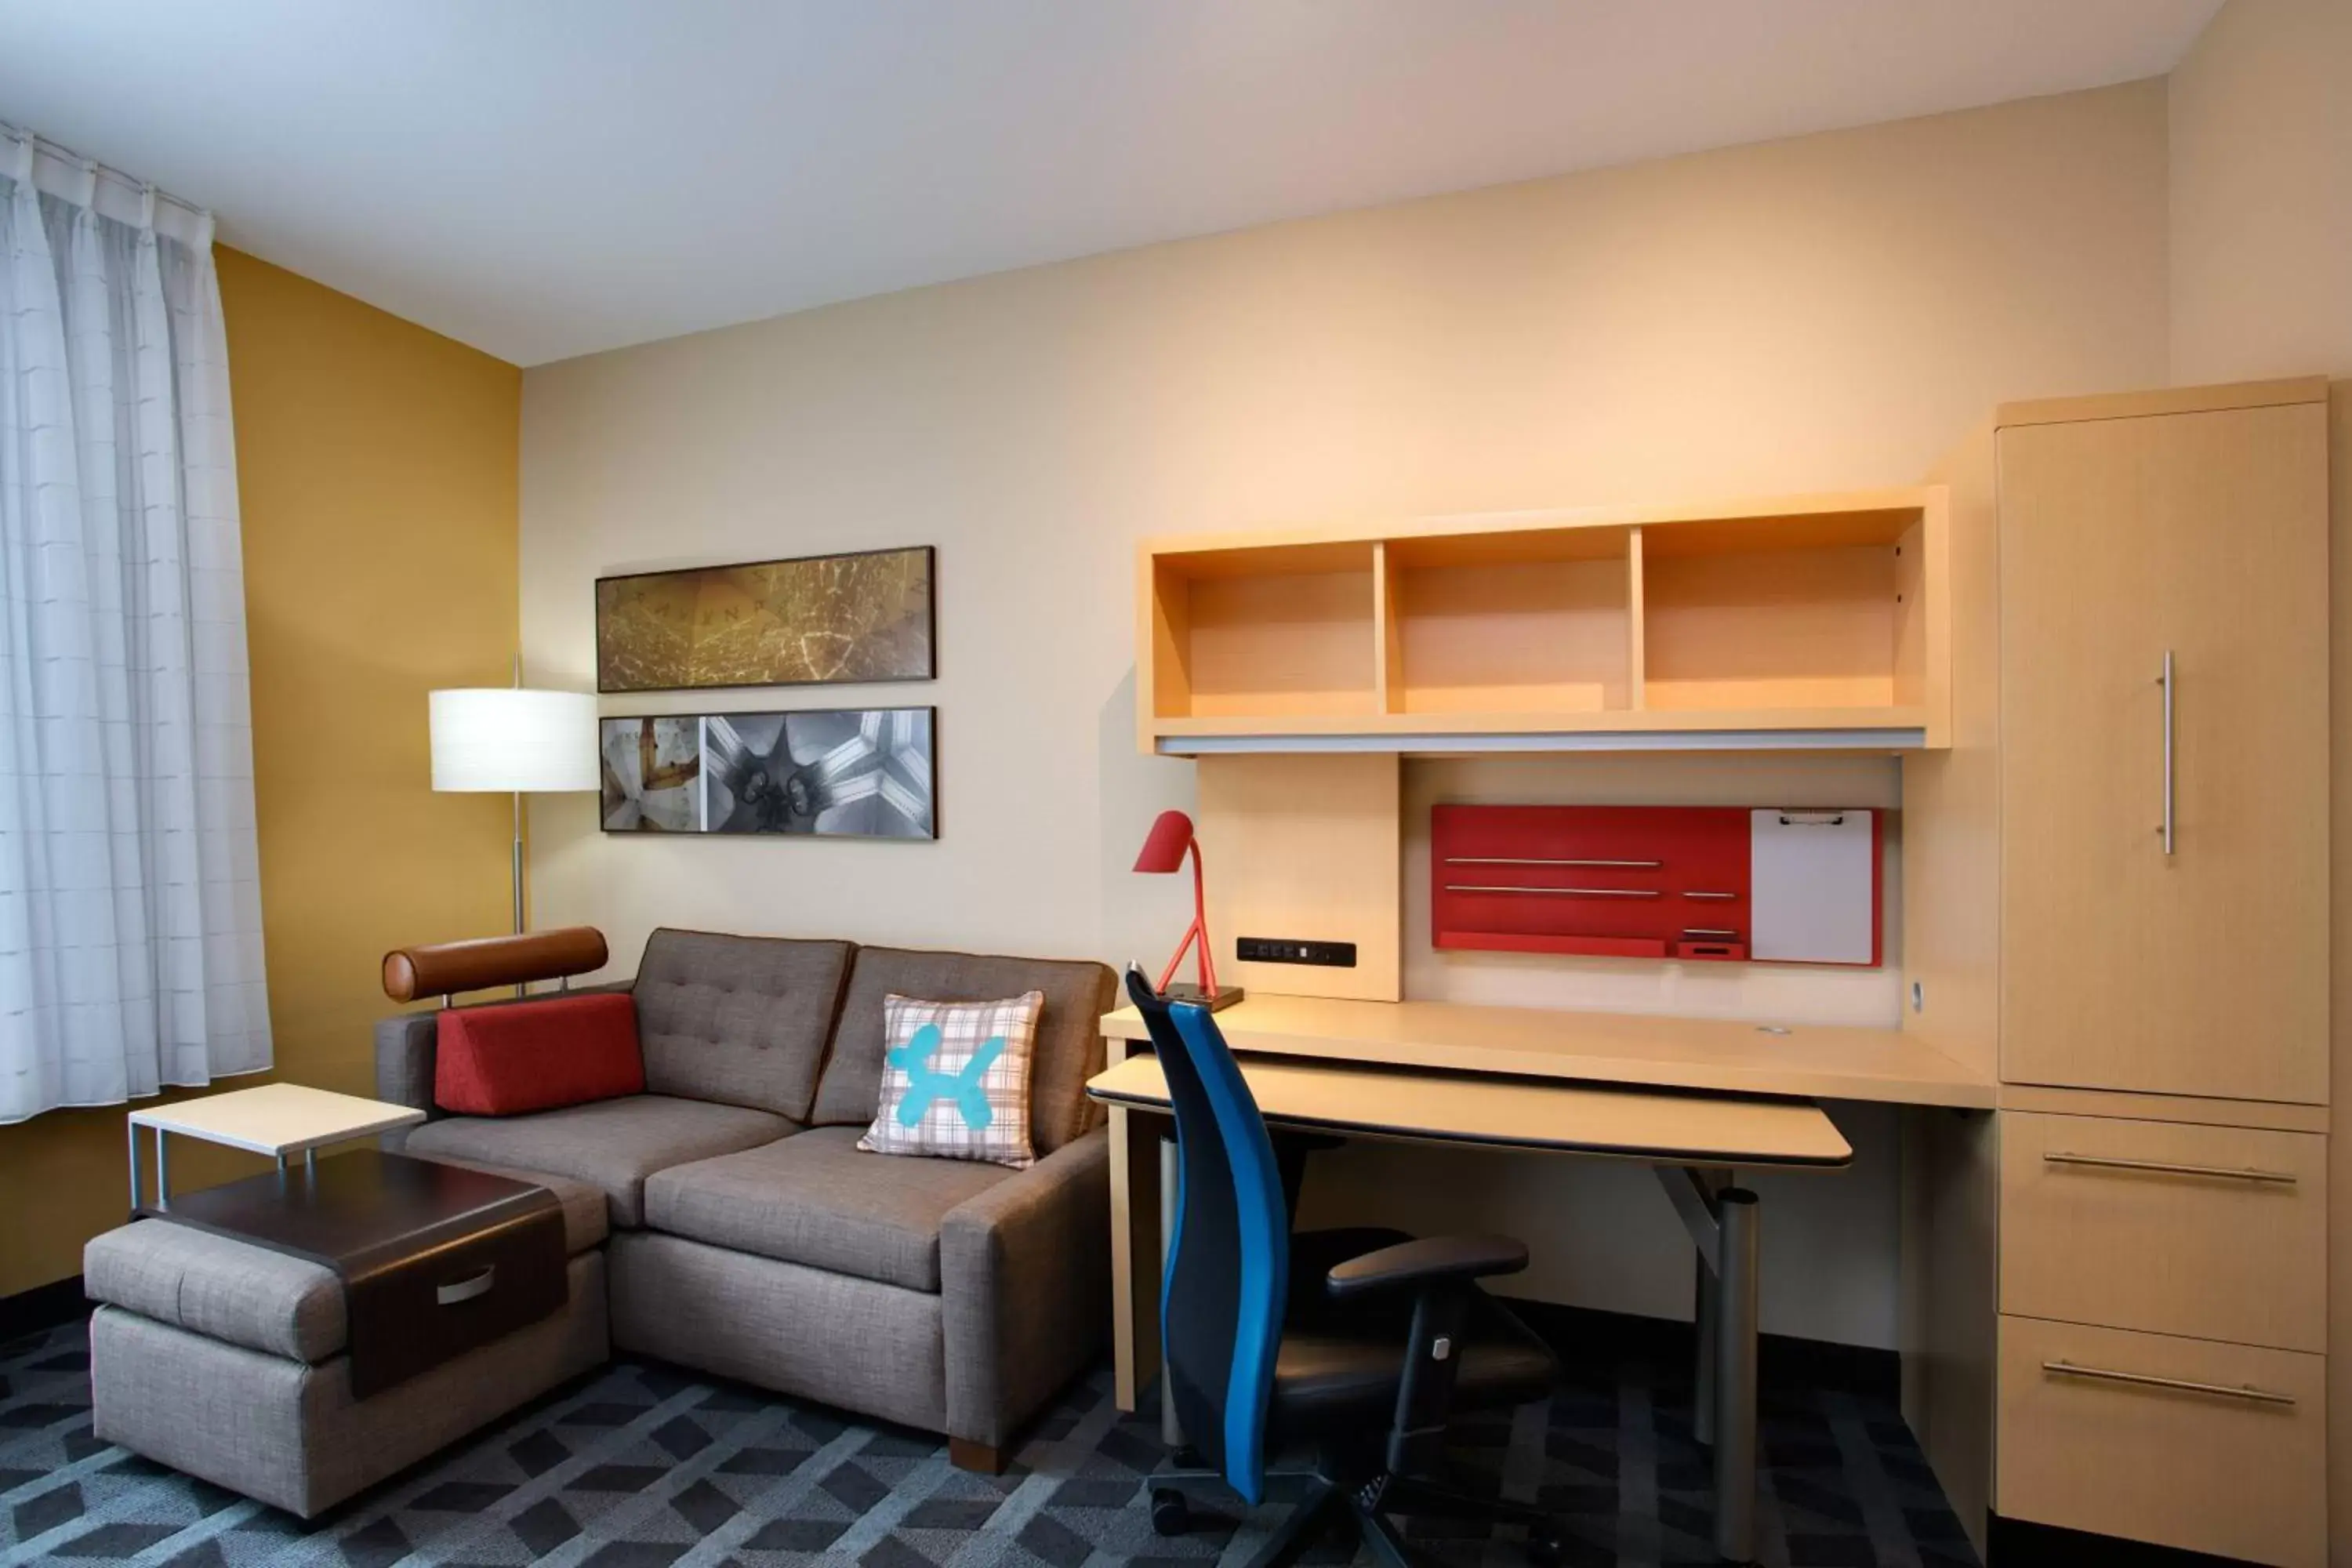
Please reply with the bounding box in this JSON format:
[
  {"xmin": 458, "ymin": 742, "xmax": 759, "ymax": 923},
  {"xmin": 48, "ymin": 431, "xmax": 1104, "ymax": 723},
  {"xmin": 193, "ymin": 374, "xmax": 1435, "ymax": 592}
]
[
  {"xmin": 1443, "ymin": 885, "xmax": 1660, "ymax": 898},
  {"xmin": 436, "ymin": 1267, "xmax": 496, "ymax": 1306},
  {"xmin": 1446, "ymin": 857, "xmax": 1663, "ymax": 869},
  {"xmin": 2042, "ymin": 1151, "xmax": 2296, "ymax": 1185},
  {"xmin": 2044, "ymin": 1359, "xmax": 2294, "ymax": 1406},
  {"xmin": 2158, "ymin": 650, "xmax": 2175, "ymax": 855}
]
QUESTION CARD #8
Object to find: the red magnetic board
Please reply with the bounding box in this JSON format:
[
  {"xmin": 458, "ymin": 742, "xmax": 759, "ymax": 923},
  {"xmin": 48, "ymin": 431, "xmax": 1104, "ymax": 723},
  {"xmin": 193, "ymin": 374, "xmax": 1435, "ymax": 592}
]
[{"xmin": 1431, "ymin": 804, "xmax": 1882, "ymax": 966}]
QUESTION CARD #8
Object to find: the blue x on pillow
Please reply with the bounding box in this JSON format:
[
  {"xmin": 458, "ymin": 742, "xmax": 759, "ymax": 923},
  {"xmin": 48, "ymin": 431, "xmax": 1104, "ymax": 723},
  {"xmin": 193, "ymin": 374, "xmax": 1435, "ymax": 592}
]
[{"xmin": 860, "ymin": 990, "xmax": 1044, "ymax": 1167}]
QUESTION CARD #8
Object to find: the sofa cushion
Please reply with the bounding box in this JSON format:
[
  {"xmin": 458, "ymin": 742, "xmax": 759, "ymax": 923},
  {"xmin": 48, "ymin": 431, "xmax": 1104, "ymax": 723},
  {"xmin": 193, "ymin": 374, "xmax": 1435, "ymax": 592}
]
[
  {"xmin": 811, "ymin": 947, "xmax": 1116, "ymax": 1154},
  {"xmin": 644, "ymin": 1125, "xmax": 1010, "ymax": 1292},
  {"xmin": 405, "ymin": 1093, "xmax": 792, "ymax": 1227},
  {"xmin": 86, "ymin": 1221, "xmax": 347, "ymax": 1363},
  {"xmin": 632, "ymin": 928, "xmax": 853, "ymax": 1120},
  {"xmin": 435, "ymin": 992, "xmax": 645, "ymax": 1116}
]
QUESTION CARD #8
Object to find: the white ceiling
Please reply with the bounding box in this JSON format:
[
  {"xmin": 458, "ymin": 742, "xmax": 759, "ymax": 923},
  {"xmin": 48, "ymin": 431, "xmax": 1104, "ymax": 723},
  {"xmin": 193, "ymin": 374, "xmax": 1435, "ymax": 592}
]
[{"xmin": 0, "ymin": 1, "xmax": 2222, "ymax": 366}]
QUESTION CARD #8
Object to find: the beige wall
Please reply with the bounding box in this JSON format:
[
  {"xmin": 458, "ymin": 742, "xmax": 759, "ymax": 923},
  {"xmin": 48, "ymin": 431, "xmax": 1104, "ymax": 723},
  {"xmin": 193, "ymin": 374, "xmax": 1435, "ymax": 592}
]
[
  {"xmin": 2170, "ymin": 0, "xmax": 2352, "ymax": 383},
  {"xmin": 522, "ymin": 80, "xmax": 2169, "ymax": 1347},
  {"xmin": 0, "ymin": 250, "xmax": 521, "ymax": 1297},
  {"xmin": 2169, "ymin": 0, "xmax": 2352, "ymax": 1555}
]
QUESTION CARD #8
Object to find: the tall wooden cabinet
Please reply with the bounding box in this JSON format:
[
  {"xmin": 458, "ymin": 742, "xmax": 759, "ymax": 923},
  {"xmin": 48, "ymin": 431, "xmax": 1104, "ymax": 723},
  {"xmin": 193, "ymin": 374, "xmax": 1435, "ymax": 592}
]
[
  {"xmin": 2000, "ymin": 397, "xmax": 2331, "ymax": 1104},
  {"xmin": 1904, "ymin": 377, "xmax": 2332, "ymax": 1567}
]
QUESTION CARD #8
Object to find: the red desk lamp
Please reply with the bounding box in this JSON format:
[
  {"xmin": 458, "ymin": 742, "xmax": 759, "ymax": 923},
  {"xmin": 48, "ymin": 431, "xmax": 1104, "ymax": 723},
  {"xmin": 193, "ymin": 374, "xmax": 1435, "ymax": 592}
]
[{"xmin": 1134, "ymin": 809, "xmax": 1244, "ymax": 1011}]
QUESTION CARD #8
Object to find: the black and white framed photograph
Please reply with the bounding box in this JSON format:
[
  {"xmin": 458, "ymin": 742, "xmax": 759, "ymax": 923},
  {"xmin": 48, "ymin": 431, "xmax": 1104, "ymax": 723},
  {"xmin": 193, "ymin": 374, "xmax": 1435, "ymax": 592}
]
[
  {"xmin": 600, "ymin": 706, "xmax": 936, "ymax": 840},
  {"xmin": 599, "ymin": 716, "xmax": 703, "ymax": 831}
]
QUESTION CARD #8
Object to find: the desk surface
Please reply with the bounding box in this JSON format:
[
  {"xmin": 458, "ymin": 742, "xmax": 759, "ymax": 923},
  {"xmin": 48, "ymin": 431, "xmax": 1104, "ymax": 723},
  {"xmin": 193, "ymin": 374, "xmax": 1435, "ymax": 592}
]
[
  {"xmin": 1099, "ymin": 993, "xmax": 1993, "ymax": 1109},
  {"xmin": 1087, "ymin": 1053, "xmax": 1853, "ymax": 1167}
]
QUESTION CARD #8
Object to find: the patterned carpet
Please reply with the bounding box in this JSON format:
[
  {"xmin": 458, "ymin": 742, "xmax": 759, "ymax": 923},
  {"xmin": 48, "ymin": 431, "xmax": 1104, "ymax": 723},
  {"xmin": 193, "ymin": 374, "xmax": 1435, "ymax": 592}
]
[{"xmin": 0, "ymin": 1316, "xmax": 1976, "ymax": 1568}]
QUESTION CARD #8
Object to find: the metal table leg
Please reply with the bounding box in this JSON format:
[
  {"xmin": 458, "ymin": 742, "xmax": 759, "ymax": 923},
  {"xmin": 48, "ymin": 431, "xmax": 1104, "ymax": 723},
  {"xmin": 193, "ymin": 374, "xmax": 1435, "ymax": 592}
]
[
  {"xmin": 154, "ymin": 1127, "xmax": 169, "ymax": 1202},
  {"xmin": 1160, "ymin": 1134, "xmax": 1185, "ymax": 1450},
  {"xmin": 126, "ymin": 1121, "xmax": 143, "ymax": 1212},
  {"xmin": 1693, "ymin": 1247, "xmax": 1719, "ymax": 1446},
  {"xmin": 1714, "ymin": 1189, "xmax": 1761, "ymax": 1563},
  {"xmin": 1658, "ymin": 1167, "xmax": 1761, "ymax": 1564}
]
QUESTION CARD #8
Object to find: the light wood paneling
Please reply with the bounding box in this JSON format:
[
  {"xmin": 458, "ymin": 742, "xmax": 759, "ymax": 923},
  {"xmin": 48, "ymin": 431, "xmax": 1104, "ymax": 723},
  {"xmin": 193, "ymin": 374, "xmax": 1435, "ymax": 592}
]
[
  {"xmin": 1136, "ymin": 488, "xmax": 1945, "ymax": 561},
  {"xmin": 1997, "ymin": 1314, "xmax": 2325, "ymax": 1566},
  {"xmin": 1901, "ymin": 426, "xmax": 2000, "ymax": 1082},
  {"xmin": 1899, "ymin": 1105, "xmax": 1998, "ymax": 1559},
  {"xmin": 1998, "ymin": 375, "xmax": 2328, "ymax": 430},
  {"xmin": 2000, "ymin": 1111, "xmax": 2326, "ymax": 1352},
  {"xmin": 1103, "ymin": 1030, "xmax": 1165, "ymax": 1412},
  {"xmin": 1098, "ymin": 992, "xmax": 1994, "ymax": 1107},
  {"xmin": 1998, "ymin": 1083, "xmax": 2329, "ymax": 1134},
  {"xmin": 1195, "ymin": 753, "xmax": 1401, "ymax": 1002},
  {"xmin": 2000, "ymin": 401, "xmax": 2331, "ymax": 1102},
  {"xmin": 1149, "ymin": 704, "xmax": 1933, "ymax": 740},
  {"xmin": 1088, "ymin": 1052, "xmax": 1854, "ymax": 1167}
]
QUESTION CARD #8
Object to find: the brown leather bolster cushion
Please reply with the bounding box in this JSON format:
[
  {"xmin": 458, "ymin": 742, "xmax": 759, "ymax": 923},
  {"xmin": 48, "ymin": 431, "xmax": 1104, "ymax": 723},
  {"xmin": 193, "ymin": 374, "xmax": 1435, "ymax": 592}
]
[{"xmin": 383, "ymin": 927, "xmax": 610, "ymax": 1002}]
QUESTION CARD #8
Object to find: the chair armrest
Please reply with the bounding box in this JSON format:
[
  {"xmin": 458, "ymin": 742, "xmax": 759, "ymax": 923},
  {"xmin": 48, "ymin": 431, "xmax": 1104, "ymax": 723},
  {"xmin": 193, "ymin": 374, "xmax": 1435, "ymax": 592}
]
[
  {"xmin": 939, "ymin": 1127, "xmax": 1112, "ymax": 1449},
  {"xmin": 1326, "ymin": 1233, "xmax": 1529, "ymax": 1301}
]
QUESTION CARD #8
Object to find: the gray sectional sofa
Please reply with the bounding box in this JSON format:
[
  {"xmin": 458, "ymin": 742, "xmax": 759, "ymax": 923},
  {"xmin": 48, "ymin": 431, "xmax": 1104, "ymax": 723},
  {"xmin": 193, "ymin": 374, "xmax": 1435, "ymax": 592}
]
[
  {"xmin": 382, "ymin": 929, "xmax": 1118, "ymax": 1472},
  {"xmin": 83, "ymin": 927, "xmax": 1117, "ymax": 1517}
]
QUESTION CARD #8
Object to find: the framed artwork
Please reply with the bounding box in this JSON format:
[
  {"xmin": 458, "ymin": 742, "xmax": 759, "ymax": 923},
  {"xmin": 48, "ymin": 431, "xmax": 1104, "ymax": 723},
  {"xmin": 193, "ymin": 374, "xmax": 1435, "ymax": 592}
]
[
  {"xmin": 594, "ymin": 545, "xmax": 935, "ymax": 693},
  {"xmin": 598, "ymin": 707, "xmax": 936, "ymax": 840}
]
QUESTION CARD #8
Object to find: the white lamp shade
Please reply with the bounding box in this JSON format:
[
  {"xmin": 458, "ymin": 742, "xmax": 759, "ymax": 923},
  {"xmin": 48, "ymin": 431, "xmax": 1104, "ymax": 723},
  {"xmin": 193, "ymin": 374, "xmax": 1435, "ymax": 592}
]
[{"xmin": 430, "ymin": 688, "xmax": 601, "ymax": 793}]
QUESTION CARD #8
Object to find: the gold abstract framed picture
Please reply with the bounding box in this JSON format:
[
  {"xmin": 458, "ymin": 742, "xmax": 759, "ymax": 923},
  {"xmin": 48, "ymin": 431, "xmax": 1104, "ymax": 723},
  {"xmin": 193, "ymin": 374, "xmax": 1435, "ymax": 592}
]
[{"xmin": 595, "ymin": 545, "xmax": 935, "ymax": 693}]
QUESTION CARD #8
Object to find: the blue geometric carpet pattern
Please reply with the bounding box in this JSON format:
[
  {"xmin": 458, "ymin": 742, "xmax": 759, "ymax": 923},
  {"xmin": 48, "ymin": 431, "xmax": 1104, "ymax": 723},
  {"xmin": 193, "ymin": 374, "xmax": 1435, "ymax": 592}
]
[{"xmin": 0, "ymin": 1319, "xmax": 1976, "ymax": 1567}]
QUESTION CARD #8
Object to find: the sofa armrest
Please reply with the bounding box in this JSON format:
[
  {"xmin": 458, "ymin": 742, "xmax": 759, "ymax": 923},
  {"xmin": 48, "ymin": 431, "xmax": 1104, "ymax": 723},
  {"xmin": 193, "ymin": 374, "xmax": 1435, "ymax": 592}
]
[
  {"xmin": 374, "ymin": 1012, "xmax": 441, "ymax": 1136},
  {"xmin": 939, "ymin": 1126, "xmax": 1112, "ymax": 1450}
]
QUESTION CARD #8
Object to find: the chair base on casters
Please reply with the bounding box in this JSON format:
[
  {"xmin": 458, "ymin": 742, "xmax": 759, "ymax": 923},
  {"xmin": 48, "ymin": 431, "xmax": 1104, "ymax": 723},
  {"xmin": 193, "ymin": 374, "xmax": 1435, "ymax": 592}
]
[{"xmin": 1150, "ymin": 1462, "xmax": 1566, "ymax": 1568}]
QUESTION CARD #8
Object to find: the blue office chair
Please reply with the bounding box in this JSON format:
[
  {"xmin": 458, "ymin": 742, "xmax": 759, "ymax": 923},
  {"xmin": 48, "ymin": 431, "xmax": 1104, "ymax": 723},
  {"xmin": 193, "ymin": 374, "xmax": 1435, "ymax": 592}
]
[{"xmin": 1125, "ymin": 967, "xmax": 1565, "ymax": 1568}]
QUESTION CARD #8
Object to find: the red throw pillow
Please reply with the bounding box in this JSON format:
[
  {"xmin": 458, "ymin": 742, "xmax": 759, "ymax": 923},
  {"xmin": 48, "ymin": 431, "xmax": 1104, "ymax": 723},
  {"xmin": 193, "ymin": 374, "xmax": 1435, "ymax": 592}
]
[{"xmin": 434, "ymin": 993, "xmax": 645, "ymax": 1116}]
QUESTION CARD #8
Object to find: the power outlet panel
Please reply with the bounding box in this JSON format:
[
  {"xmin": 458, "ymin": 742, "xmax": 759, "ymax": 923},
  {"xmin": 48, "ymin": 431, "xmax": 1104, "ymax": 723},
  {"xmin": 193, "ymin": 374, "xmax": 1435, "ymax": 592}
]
[{"xmin": 1237, "ymin": 937, "xmax": 1358, "ymax": 968}]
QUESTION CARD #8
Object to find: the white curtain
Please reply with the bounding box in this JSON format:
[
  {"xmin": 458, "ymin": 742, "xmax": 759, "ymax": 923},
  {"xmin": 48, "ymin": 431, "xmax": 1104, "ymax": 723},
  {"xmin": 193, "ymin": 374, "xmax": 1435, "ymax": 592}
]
[{"xmin": 0, "ymin": 132, "xmax": 270, "ymax": 1123}]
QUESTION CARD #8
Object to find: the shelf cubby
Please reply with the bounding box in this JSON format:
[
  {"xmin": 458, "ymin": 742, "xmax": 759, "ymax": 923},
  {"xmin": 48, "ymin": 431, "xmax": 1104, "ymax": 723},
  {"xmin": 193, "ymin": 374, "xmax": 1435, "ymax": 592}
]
[
  {"xmin": 1146, "ymin": 541, "xmax": 1378, "ymax": 722},
  {"xmin": 1383, "ymin": 527, "xmax": 1635, "ymax": 716},
  {"xmin": 1639, "ymin": 507, "xmax": 1927, "ymax": 713}
]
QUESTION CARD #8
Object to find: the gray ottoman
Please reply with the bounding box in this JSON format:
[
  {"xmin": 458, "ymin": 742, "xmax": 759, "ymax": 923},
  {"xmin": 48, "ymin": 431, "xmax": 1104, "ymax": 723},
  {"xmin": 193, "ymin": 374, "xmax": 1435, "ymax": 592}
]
[{"xmin": 83, "ymin": 1163, "xmax": 611, "ymax": 1517}]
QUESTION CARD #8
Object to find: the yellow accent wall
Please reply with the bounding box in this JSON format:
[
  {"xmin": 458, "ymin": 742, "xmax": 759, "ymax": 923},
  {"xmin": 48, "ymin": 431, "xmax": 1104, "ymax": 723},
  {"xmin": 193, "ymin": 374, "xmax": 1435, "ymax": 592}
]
[{"xmin": 0, "ymin": 248, "xmax": 520, "ymax": 1297}]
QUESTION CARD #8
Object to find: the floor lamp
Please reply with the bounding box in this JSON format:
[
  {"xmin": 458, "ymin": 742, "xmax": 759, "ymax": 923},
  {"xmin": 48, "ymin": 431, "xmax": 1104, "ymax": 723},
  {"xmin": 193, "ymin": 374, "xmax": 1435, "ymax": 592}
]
[{"xmin": 429, "ymin": 681, "xmax": 600, "ymax": 968}]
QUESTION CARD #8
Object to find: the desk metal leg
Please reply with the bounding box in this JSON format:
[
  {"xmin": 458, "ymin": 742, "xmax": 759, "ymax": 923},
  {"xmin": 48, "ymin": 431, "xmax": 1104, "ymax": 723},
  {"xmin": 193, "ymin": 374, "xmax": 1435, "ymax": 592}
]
[
  {"xmin": 126, "ymin": 1123, "xmax": 142, "ymax": 1212},
  {"xmin": 154, "ymin": 1128, "xmax": 169, "ymax": 1202},
  {"xmin": 1160, "ymin": 1134, "xmax": 1185, "ymax": 1451},
  {"xmin": 1693, "ymin": 1249, "xmax": 1719, "ymax": 1446},
  {"xmin": 304, "ymin": 1147, "xmax": 315, "ymax": 1174},
  {"xmin": 1714, "ymin": 1189, "xmax": 1761, "ymax": 1563},
  {"xmin": 1659, "ymin": 1167, "xmax": 1760, "ymax": 1564}
]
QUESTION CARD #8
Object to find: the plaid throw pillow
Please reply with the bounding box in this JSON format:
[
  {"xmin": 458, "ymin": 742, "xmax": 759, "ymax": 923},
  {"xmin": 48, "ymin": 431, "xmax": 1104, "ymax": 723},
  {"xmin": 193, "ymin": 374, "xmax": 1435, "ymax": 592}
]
[{"xmin": 858, "ymin": 991, "xmax": 1044, "ymax": 1168}]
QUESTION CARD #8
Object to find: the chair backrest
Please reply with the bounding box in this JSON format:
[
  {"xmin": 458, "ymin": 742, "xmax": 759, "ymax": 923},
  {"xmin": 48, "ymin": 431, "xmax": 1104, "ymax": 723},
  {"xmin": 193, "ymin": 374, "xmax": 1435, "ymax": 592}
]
[{"xmin": 1123, "ymin": 967, "xmax": 1288, "ymax": 1505}]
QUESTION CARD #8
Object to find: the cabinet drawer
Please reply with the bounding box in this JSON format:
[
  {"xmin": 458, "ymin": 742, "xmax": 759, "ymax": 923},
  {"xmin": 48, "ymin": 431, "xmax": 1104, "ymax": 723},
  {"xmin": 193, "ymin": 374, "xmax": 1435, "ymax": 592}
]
[
  {"xmin": 1998, "ymin": 1316, "xmax": 2325, "ymax": 1567},
  {"xmin": 2000, "ymin": 1111, "xmax": 2324, "ymax": 1351}
]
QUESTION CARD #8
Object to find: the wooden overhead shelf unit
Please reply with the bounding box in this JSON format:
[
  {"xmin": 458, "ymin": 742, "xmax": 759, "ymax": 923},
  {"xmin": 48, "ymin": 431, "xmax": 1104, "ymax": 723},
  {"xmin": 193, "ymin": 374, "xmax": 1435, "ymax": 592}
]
[{"xmin": 1138, "ymin": 488, "xmax": 1949, "ymax": 753}]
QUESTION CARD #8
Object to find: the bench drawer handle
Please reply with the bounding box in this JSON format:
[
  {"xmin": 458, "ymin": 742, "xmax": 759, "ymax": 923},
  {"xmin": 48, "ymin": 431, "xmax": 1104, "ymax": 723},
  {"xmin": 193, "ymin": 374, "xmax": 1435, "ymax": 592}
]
[
  {"xmin": 2042, "ymin": 1151, "xmax": 2296, "ymax": 1185},
  {"xmin": 436, "ymin": 1267, "xmax": 495, "ymax": 1306},
  {"xmin": 2045, "ymin": 1359, "xmax": 2294, "ymax": 1406}
]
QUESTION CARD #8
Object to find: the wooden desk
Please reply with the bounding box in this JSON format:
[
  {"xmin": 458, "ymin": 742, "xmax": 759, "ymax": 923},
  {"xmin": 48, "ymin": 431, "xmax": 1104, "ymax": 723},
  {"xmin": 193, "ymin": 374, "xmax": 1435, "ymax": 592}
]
[
  {"xmin": 1099, "ymin": 993, "xmax": 1995, "ymax": 1109},
  {"xmin": 1088, "ymin": 1053, "xmax": 1853, "ymax": 1166},
  {"xmin": 1090, "ymin": 1038, "xmax": 1860, "ymax": 1563}
]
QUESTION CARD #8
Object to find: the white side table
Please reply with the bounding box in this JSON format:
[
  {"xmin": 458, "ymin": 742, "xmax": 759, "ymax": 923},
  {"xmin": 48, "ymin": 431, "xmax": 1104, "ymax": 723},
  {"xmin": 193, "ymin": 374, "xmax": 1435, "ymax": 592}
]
[{"xmin": 128, "ymin": 1083, "xmax": 427, "ymax": 1206}]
